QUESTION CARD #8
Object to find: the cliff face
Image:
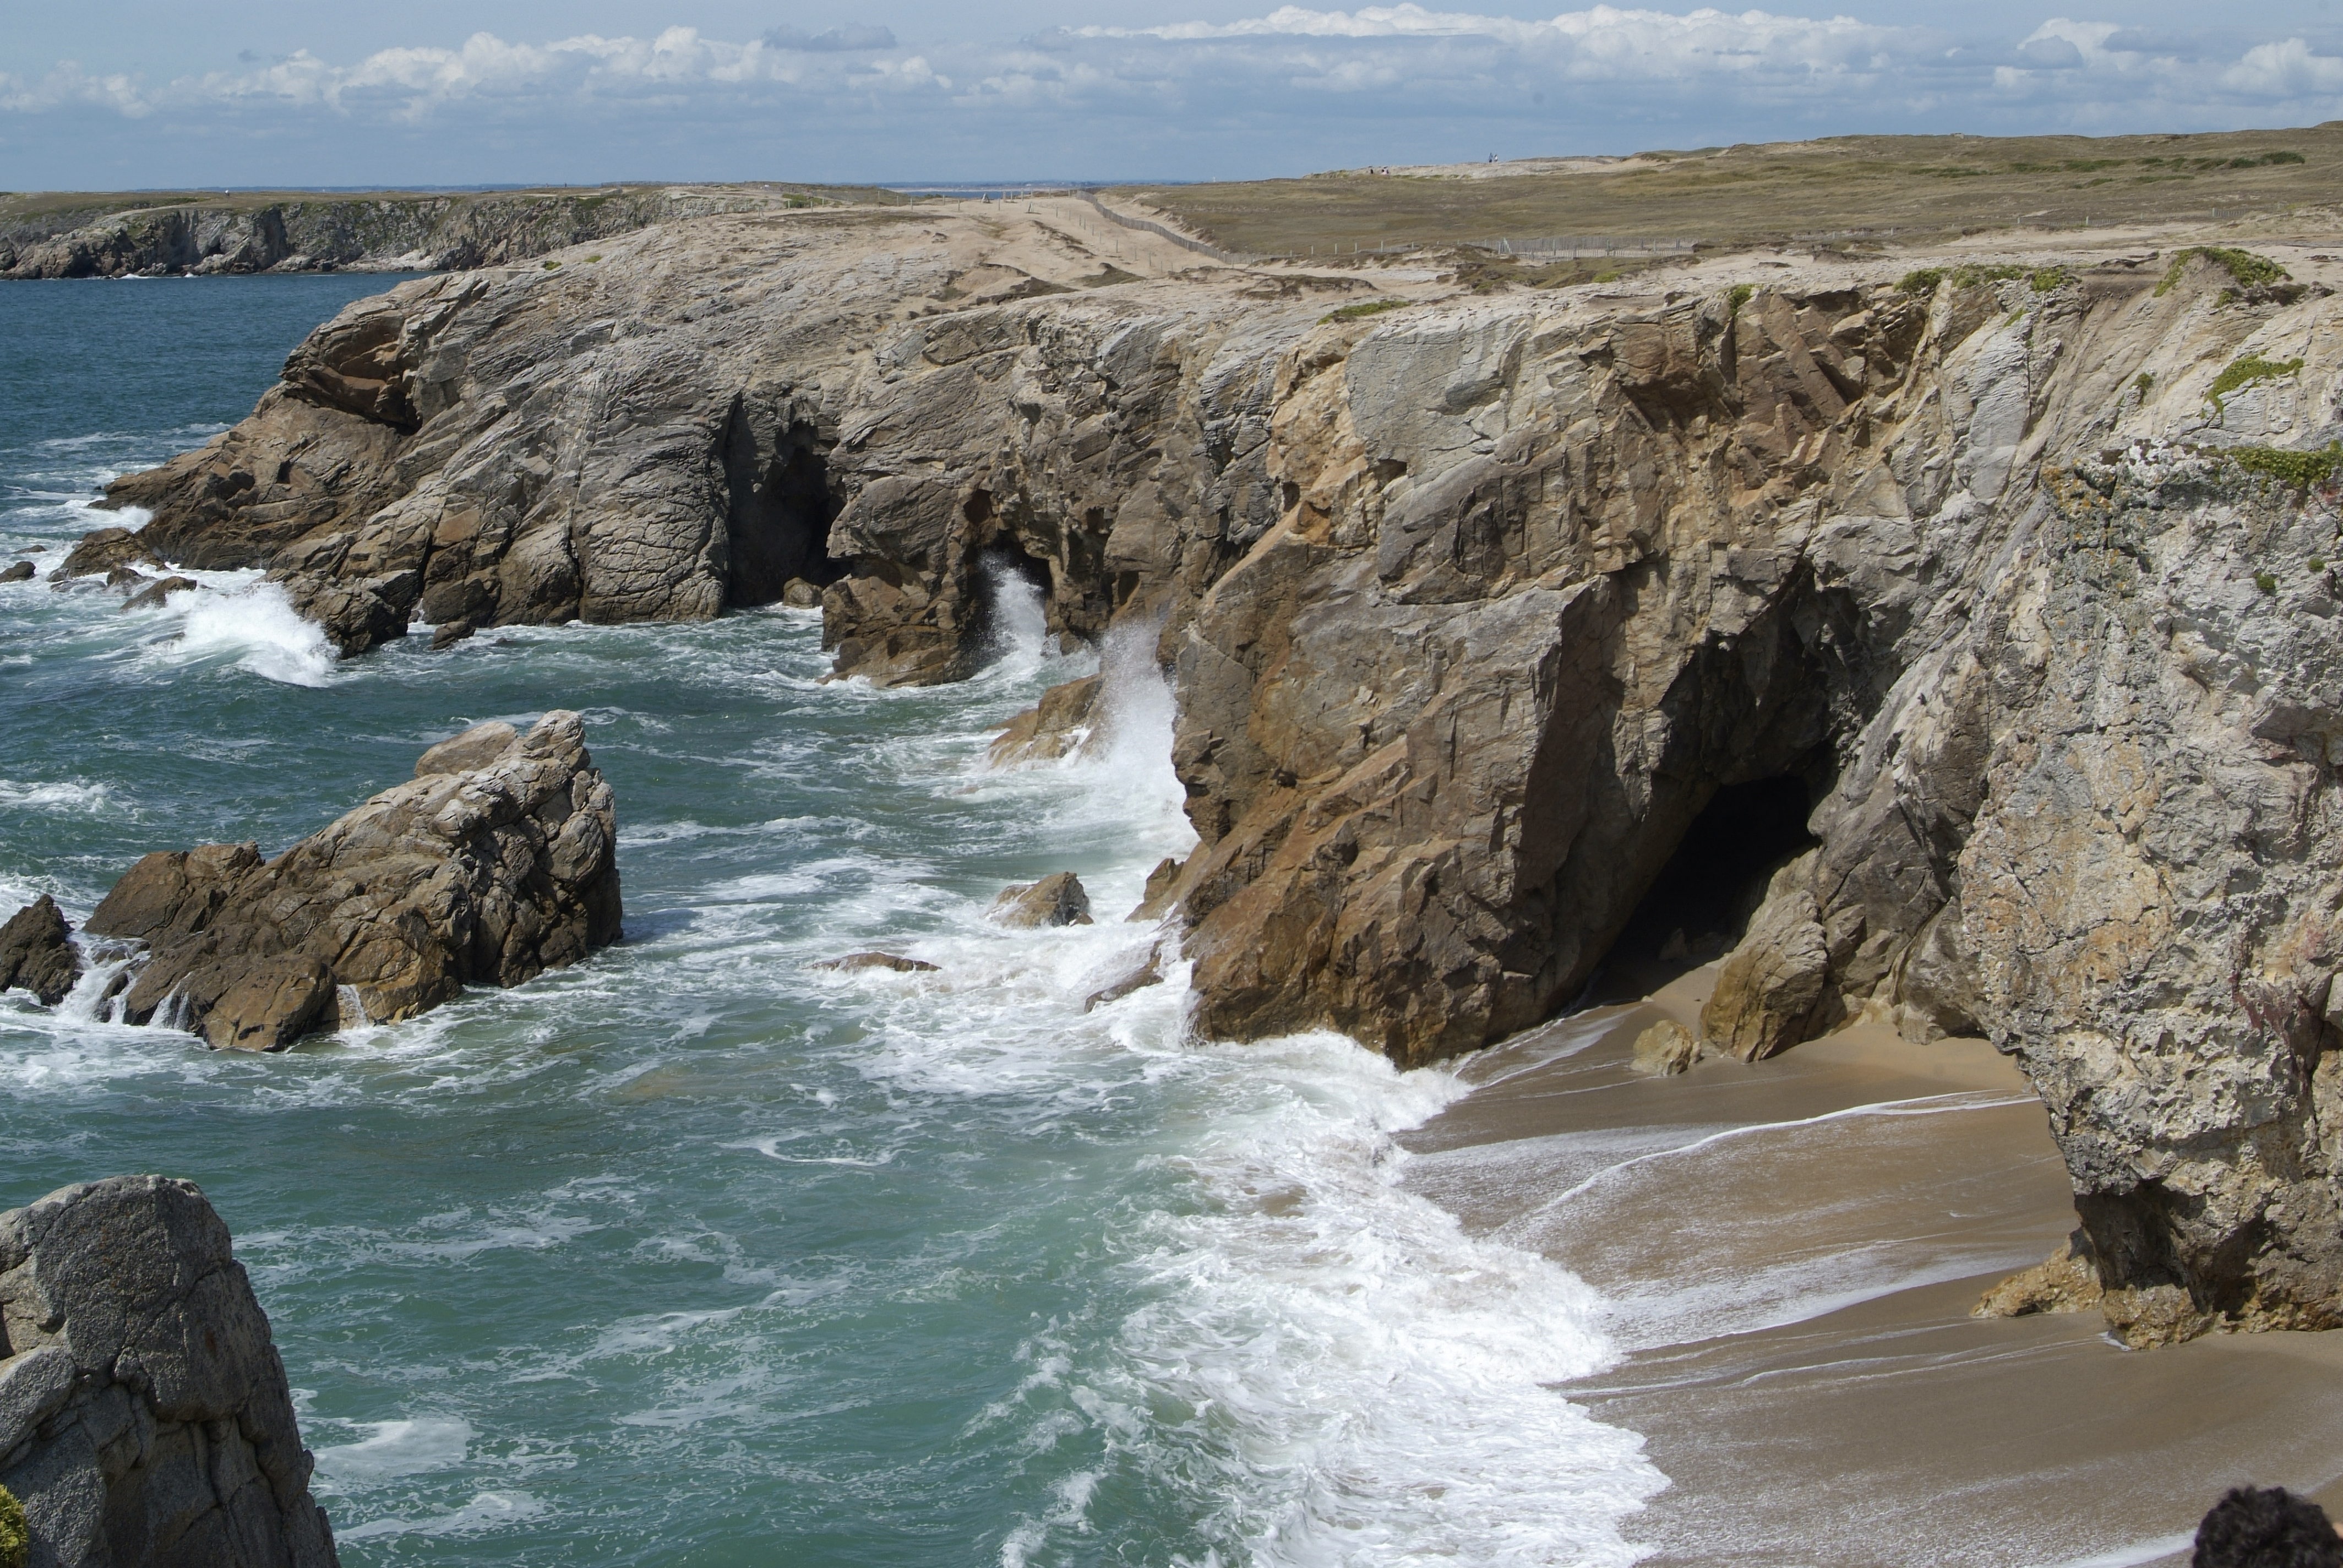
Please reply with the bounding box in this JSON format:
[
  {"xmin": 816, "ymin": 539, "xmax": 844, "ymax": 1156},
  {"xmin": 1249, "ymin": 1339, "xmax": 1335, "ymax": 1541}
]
[
  {"xmin": 0, "ymin": 186, "xmax": 862, "ymax": 280},
  {"xmin": 81, "ymin": 210, "xmax": 2343, "ymax": 1344},
  {"xmin": 0, "ymin": 1177, "xmax": 339, "ymax": 1568}
]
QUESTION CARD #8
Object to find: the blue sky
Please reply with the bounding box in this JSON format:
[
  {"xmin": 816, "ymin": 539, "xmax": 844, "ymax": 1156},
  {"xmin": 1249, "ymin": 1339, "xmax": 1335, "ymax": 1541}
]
[{"xmin": 7, "ymin": 3, "xmax": 2343, "ymax": 189}]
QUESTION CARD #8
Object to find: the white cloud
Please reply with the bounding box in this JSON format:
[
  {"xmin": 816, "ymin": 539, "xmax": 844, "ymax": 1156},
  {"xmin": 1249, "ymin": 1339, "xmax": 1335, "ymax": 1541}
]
[{"xmin": 4, "ymin": 9, "xmax": 2341, "ymax": 186}]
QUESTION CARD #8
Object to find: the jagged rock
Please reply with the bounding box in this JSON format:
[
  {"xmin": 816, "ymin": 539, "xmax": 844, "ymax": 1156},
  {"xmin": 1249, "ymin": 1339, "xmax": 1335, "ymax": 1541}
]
[
  {"xmin": 988, "ymin": 676, "xmax": 1103, "ymax": 767},
  {"xmin": 0, "ymin": 562, "xmax": 31, "ymax": 583},
  {"xmin": 813, "ymin": 952, "xmax": 939, "ymax": 973},
  {"xmin": 1127, "ymin": 857, "xmax": 1183, "ymax": 923},
  {"xmin": 80, "ymin": 712, "xmax": 620, "ymax": 1048},
  {"xmin": 119, "ymin": 575, "xmax": 199, "ymax": 613},
  {"xmin": 1975, "ymin": 1237, "xmax": 2104, "ymax": 1320},
  {"xmin": 0, "ymin": 1175, "xmax": 339, "ymax": 1568},
  {"xmin": 991, "ymin": 873, "xmax": 1093, "ymax": 928},
  {"xmin": 1700, "ymin": 859, "xmax": 1835, "ymax": 1062},
  {"xmin": 0, "ymin": 897, "xmax": 81, "ymax": 1006},
  {"xmin": 1629, "ymin": 1019, "xmax": 1703, "ymax": 1076}
]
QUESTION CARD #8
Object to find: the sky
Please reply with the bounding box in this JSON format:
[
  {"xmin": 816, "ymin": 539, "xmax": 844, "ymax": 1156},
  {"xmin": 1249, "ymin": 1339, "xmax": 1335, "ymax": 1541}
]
[{"xmin": 6, "ymin": 2, "xmax": 2343, "ymax": 189}]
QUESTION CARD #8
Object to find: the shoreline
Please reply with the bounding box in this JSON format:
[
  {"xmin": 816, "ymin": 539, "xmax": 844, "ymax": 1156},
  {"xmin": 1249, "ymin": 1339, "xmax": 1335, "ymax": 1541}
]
[{"xmin": 1401, "ymin": 968, "xmax": 2343, "ymax": 1567}]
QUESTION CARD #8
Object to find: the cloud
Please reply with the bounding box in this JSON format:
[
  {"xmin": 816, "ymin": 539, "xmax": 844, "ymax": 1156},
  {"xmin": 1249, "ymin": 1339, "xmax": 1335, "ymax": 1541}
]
[
  {"xmin": 764, "ymin": 25, "xmax": 899, "ymax": 53},
  {"xmin": 4, "ymin": 8, "xmax": 2342, "ymax": 185}
]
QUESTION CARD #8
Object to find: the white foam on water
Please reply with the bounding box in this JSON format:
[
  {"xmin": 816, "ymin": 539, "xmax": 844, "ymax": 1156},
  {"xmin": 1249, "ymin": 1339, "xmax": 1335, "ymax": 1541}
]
[
  {"xmin": 334, "ymin": 1490, "xmax": 546, "ymax": 1542},
  {"xmin": 985, "ymin": 1033, "xmax": 1665, "ymax": 1568},
  {"xmin": 0, "ymin": 780, "xmax": 118, "ymax": 814},
  {"xmin": 160, "ymin": 578, "xmax": 340, "ymax": 686},
  {"xmin": 312, "ymin": 1417, "xmax": 475, "ymax": 1487}
]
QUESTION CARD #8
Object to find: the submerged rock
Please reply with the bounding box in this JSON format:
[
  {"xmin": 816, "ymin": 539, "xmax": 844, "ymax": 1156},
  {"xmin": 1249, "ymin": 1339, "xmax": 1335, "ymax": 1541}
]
[
  {"xmin": 814, "ymin": 952, "xmax": 939, "ymax": 973},
  {"xmin": 82, "ymin": 711, "xmax": 620, "ymax": 1049},
  {"xmin": 990, "ymin": 873, "xmax": 1093, "ymax": 929},
  {"xmin": 0, "ymin": 561, "xmax": 31, "ymax": 583},
  {"xmin": 0, "ymin": 896, "xmax": 81, "ymax": 1006},
  {"xmin": 57, "ymin": 527, "xmax": 159, "ymax": 581},
  {"xmin": 0, "ymin": 1175, "xmax": 340, "ymax": 1568}
]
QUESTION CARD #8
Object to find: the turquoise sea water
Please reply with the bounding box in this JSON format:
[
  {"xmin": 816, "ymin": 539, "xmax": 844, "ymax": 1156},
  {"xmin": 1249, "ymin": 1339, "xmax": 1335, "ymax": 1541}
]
[{"xmin": 0, "ymin": 277, "xmax": 1658, "ymax": 1566}]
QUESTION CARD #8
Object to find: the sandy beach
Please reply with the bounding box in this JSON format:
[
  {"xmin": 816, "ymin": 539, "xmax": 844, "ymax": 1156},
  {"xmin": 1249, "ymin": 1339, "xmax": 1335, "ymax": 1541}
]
[{"xmin": 1402, "ymin": 966, "xmax": 2343, "ymax": 1567}]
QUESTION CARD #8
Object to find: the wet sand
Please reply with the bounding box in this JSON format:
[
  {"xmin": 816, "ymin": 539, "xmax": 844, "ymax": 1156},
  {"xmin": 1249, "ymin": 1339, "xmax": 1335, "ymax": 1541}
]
[{"xmin": 1402, "ymin": 966, "xmax": 2343, "ymax": 1567}]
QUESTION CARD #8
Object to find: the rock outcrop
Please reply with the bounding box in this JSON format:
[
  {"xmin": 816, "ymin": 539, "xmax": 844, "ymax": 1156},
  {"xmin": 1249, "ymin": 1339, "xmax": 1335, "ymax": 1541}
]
[
  {"xmin": 0, "ymin": 899, "xmax": 81, "ymax": 1008},
  {"xmin": 0, "ymin": 1176, "xmax": 339, "ymax": 1568},
  {"xmin": 83, "ymin": 211, "xmax": 2343, "ymax": 1343},
  {"xmin": 990, "ymin": 873, "xmax": 1094, "ymax": 929},
  {"xmin": 75, "ymin": 712, "xmax": 619, "ymax": 1049},
  {"xmin": 0, "ymin": 184, "xmax": 885, "ymax": 281}
]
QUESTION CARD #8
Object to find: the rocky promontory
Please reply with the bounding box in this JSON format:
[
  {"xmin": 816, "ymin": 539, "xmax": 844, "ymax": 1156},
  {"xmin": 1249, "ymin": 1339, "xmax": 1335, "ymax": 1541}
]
[
  {"xmin": 75, "ymin": 203, "xmax": 2343, "ymax": 1347},
  {"xmin": 7, "ymin": 712, "xmax": 621, "ymax": 1050},
  {"xmin": 0, "ymin": 183, "xmax": 892, "ymax": 280},
  {"xmin": 0, "ymin": 1176, "xmax": 340, "ymax": 1567}
]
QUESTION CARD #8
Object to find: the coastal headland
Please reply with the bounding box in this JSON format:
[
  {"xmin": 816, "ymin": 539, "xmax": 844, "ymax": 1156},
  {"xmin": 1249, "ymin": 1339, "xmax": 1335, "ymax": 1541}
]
[{"xmin": 8, "ymin": 123, "xmax": 2343, "ymax": 1564}]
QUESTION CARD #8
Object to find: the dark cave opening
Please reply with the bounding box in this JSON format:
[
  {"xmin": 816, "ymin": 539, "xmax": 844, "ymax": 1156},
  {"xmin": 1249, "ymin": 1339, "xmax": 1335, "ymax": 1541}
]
[
  {"xmin": 1590, "ymin": 775, "xmax": 1820, "ymax": 1004},
  {"xmin": 723, "ymin": 418, "xmax": 843, "ymax": 609}
]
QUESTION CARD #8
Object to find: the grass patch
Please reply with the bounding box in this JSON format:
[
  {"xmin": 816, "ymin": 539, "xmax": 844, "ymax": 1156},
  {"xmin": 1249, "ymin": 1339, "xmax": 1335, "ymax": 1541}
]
[
  {"xmin": 2135, "ymin": 371, "xmax": 2155, "ymax": 398},
  {"xmin": 2030, "ymin": 265, "xmax": 2073, "ymax": 292},
  {"xmin": 2228, "ymin": 442, "xmax": 2341, "ymax": 489},
  {"xmin": 1321, "ymin": 298, "xmax": 1406, "ymax": 325},
  {"xmin": 2208, "ymin": 353, "xmax": 2306, "ymax": 411},
  {"xmin": 2155, "ymin": 246, "xmax": 2291, "ymax": 297},
  {"xmin": 541, "ymin": 259, "xmax": 562, "ymax": 269},
  {"xmin": 1898, "ymin": 268, "xmax": 1946, "ymax": 295},
  {"xmin": 2255, "ymin": 571, "xmax": 2279, "ymax": 594},
  {"xmin": 1727, "ymin": 282, "xmax": 1756, "ymax": 313}
]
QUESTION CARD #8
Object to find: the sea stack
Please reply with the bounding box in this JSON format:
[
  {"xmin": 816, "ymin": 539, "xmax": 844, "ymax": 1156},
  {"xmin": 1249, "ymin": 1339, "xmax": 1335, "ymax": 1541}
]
[{"xmin": 0, "ymin": 1177, "xmax": 340, "ymax": 1568}]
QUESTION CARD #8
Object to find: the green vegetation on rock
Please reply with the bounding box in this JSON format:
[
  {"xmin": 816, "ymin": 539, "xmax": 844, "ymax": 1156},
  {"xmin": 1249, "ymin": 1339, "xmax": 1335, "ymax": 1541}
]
[
  {"xmin": 1727, "ymin": 283, "xmax": 1756, "ymax": 314},
  {"xmin": 2229, "ymin": 442, "xmax": 2341, "ymax": 489},
  {"xmin": 2030, "ymin": 266, "xmax": 2073, "ymax": 292},
  {"xmin": 2208, "ymin": 353, "xmax": 2306, "ymax": 412},
  {"xmin": 1320, "ymin": 298, "xmax": 1405, "ymax": 325},
  {"xmin": 2155, "ymin": 246, "xmax": 2291, "ymax": 298},
  {"xmin": 0, "ymin": 1484, "xmax": 26, "ymax": 1568},
  {"xmin": 2135, "ymin": 371, "xmax": 2156, "ymax": 398}
]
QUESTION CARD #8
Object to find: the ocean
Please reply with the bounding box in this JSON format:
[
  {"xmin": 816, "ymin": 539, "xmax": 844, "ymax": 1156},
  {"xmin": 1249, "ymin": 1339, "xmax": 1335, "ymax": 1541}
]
[{"xmin": 0, "ymin": 276, "xmax": 1660, "ymax": 1566}]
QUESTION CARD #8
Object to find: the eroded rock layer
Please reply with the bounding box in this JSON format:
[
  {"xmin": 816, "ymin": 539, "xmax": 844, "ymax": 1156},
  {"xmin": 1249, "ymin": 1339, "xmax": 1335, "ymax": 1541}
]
[
  {"xmin": 87, "ymin": 213, "xmax": 2343, "ymax": 1342},
  {"xmin": 0, "ymin": 1176, "xmax": 340, "ymax": 1568}
]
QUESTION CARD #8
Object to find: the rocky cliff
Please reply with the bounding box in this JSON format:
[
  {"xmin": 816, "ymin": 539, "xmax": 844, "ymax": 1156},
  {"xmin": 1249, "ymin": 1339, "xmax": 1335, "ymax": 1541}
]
[
  {"xmin": 0, "ymin": 1177, "xmax": 339, "ymax": 1568},
  {"xmin": 79, "ymin": 208, "xmax": 2343, "ymax": 1345},
  {"xmin": 0, "ymin": 184, "xmax": 884, "ymax": 280}
]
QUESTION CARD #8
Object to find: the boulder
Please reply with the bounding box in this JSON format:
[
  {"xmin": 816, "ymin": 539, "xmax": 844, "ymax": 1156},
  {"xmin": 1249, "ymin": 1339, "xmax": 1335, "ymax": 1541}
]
[
  {"xmin": 119, "ymin": 575, "xmax": 199, "ymax": 613},
  {"xmin": 1629, "ymin": 1018, "xmax": 1702, "ymax": 1076},
  {"xmin": 781, "ymin": 578, "xmax": 824, "ymax": 609},
  {"xmin": 57, "ymin": 529, "xmax": 159, "ymax": 580},
  {"xmin": 1699, "ymin": 862, "xmax": 1834, "ymax": 1063},
  {"xmin": 0, "ymin": 562, "xmax": 32, "ymax": 584},
  {"xmin": 198, "ymin": 957, "xmax": 340, "ymax": 1052},
  {"xmin": 988, "ymin": 676, "xmax": 1103, "ymax": 768},
  {"xmin": 80, "ymin": 712, "xmax": 620, "ymax": 1048},
  {"xmin": 0, "ymin": 897, "xmax": 81, "ymax": 1006},
  {"xmin": 990, "ymin": 873, "xmax": 1093, "ymax": 928},
  {"xmin": 813, "ymin": 952, "xmax": 939, "ymax": 973},
  {"xmin": 0, "ymin": 1176, "xmax": 340, "ymax": 1568}
]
